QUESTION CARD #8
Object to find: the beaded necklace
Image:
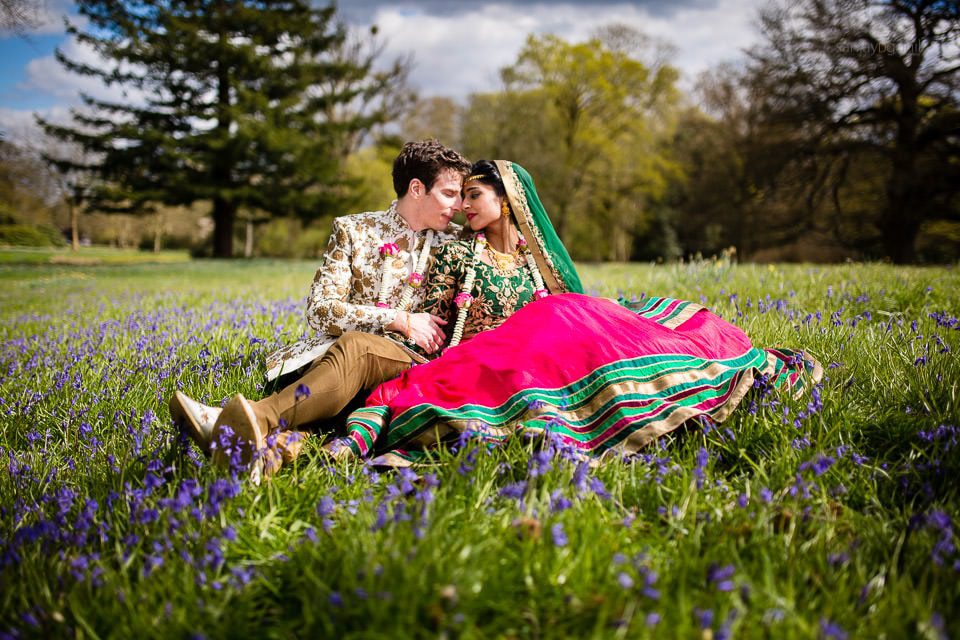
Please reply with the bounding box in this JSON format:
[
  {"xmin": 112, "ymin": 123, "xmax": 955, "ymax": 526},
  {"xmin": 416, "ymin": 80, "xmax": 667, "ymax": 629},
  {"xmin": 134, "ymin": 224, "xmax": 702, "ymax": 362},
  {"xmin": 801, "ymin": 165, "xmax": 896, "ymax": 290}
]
[
  {"xmin": 448, "ymin": 233, "xmax": 549, "ymax": 348},
  {"xmin": 376, "ymin": 230, "xmax": 435, "ymax": 311}
]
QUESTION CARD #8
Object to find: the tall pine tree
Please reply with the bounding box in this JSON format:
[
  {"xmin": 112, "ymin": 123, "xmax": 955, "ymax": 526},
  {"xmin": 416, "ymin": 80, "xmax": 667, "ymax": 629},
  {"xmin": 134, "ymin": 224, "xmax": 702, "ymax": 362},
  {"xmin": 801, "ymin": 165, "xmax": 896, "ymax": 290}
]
[{"xmin": 40, "ymin": 0, "xmax": 408, "ymax": 257}]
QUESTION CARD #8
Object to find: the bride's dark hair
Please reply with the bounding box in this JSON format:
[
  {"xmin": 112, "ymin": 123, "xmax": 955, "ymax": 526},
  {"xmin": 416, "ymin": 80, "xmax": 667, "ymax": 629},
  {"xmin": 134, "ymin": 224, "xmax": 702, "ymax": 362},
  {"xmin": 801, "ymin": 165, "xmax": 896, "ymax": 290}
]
[{"xmin": 465, "ymin": 159, "xmax": 506, "ymax": 197}]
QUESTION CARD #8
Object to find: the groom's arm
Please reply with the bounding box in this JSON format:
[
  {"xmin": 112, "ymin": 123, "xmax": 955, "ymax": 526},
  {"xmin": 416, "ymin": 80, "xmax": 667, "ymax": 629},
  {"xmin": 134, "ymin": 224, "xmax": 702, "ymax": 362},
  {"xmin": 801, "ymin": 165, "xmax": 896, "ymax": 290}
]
[{"xmin": 305, "ymin": 217, "xmax": 399, "ymax": 336}]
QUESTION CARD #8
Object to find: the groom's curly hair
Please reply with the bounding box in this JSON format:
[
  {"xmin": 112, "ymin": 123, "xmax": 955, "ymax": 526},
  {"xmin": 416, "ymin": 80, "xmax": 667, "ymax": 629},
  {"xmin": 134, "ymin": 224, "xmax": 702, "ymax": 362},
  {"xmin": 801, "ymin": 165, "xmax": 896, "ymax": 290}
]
[{"xmin": 392, "ymin": 139, "xmax": 471, "ymax": 198}]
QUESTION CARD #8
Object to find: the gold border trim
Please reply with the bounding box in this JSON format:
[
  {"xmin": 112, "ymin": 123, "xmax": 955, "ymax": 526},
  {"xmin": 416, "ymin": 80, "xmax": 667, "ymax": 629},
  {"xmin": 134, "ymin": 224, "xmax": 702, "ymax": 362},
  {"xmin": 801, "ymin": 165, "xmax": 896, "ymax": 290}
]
[{"xmin": 494, "ymin": 160, "xmax": 565, "ymax": 294}]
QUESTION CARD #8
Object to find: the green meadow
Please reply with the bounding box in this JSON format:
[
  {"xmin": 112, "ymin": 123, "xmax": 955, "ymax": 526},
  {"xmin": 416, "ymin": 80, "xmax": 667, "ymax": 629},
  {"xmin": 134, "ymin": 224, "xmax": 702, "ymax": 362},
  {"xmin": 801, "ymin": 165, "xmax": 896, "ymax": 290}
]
[{"xmin": 1, "ymin": 257, "xmax": 957, "ymax": 638}]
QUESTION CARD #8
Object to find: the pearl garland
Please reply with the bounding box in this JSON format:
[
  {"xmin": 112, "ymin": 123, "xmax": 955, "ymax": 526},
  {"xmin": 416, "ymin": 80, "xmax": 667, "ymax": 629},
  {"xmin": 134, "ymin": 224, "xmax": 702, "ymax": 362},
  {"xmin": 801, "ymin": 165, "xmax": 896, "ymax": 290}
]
[
  {"xmin": 376, "ymin": 230, "xmax": 436, "ymax": 311},
  {"xmin": 397, "ymin": 230, "xmax": 434, "ymax": 310},
  {"xmin": 448, "ymin": 233, "xmax": 486, "ymax": 347},
  {"xmin": 518, "ymin": 237, "xmax": 549, "ymax": 299}
]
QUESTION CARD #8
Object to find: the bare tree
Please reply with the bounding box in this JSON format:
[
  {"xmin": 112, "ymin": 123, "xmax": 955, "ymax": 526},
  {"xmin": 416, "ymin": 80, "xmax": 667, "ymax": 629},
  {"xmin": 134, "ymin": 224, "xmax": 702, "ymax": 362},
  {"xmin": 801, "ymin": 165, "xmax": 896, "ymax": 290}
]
[
  {"xmin": 0, "ymin": 0, "xmax": 43, "ymax": 34},
  {"xmin": 747, "ymin": 0, "xmax": 960, "ymax": 262}
]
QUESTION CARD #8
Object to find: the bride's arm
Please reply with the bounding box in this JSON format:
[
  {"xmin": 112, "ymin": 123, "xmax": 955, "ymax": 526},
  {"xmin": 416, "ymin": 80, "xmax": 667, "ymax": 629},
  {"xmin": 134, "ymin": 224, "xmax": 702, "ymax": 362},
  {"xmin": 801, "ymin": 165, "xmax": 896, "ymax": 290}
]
[{"xmin": 416, "ymin": 242, "xmax": 468, "ymax": 339}]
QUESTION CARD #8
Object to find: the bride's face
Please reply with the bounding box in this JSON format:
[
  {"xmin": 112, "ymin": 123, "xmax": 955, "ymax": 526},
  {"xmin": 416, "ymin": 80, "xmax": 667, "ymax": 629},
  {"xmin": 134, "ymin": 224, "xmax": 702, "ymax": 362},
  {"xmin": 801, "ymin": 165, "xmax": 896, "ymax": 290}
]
[{"xmin": 461, "ymin": 180, "xmax": 504, "ymax": 231}]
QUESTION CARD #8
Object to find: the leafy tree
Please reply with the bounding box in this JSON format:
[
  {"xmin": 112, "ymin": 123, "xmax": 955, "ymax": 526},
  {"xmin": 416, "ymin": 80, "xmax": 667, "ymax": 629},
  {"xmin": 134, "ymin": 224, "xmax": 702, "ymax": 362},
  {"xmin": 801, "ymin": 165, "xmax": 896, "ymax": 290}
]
[
  {"xmin": 401, "ymin": 97, "xmax": 460, "ymax": 149},
  {"xmin": 461, "ymin": 27, "xmax": 682, "ymax": 261},
  {"xmin": 40, "ymin": 0, "xmax": 410, "ymax": 257},
  {"xmin": 746, "ymin": 0, "xmax": 960, "ymax": 262},
  {"xmin": 670, "ymin": 65, "xmax": 829, "ymax": 260}
]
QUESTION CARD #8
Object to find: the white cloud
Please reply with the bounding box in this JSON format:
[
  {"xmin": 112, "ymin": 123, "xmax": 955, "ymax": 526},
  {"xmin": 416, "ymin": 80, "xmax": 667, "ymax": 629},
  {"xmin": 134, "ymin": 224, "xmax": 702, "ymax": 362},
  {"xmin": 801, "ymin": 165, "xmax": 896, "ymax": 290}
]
[
  {"xmin": 642, "ymin": 0, "xmax": 761, "ymax": 82},
  {"xmin": 0, "ymin": 104, "xmax": 73, "ymax": 144},
  {"xmin": 363, "ymin": 0, "xmax": 764, "ymax": 98},
  {"xmin": 20, "ymin": 36, "xmax": 136, "ymax": 105},
  {"xmin": 339, "ymin": 0, "xmax": 718, "ymax": 22},
  {"xmin": 367, "ymin": 4, "xmax": 541, "ymax": 99}
]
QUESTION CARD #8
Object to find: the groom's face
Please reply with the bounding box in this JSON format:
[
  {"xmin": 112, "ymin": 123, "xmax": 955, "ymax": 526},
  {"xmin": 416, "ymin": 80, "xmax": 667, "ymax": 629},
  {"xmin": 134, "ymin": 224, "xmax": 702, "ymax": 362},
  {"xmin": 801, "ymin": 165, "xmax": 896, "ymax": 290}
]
[{"xmin": 419, "ymin": 168, "xmax": 464, "ymax": 231}]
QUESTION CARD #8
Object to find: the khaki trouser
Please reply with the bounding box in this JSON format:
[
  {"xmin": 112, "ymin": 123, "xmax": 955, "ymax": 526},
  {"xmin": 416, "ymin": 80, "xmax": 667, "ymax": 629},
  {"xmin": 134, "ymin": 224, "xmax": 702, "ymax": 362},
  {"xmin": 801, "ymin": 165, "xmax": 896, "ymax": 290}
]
[{"xmin": 252, "ymin": 331, "xmax": 411, "ymax": 464}]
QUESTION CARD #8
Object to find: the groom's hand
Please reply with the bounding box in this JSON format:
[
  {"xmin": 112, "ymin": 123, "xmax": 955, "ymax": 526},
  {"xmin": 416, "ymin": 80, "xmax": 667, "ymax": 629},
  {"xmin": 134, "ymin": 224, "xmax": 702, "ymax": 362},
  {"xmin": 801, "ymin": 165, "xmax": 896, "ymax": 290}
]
[{"xmin": 406, "ymin": 312, "xmax": 448, "ymax": 354}]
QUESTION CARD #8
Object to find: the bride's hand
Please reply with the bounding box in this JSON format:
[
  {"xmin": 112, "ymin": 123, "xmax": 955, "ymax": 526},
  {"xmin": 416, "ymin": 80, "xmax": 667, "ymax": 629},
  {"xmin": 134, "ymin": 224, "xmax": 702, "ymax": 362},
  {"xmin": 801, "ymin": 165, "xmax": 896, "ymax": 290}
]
[{"xmin": 405, "ymin": 312, "xmax": 448, "ymax": 354}]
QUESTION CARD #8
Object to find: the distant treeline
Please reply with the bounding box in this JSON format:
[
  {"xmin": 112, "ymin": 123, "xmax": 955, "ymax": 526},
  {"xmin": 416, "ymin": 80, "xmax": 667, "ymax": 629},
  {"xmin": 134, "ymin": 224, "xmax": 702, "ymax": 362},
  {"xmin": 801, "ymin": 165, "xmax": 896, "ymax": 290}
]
[{"xmin": 2, "ymin": 0, "xmax": 957, "ymax": 262}]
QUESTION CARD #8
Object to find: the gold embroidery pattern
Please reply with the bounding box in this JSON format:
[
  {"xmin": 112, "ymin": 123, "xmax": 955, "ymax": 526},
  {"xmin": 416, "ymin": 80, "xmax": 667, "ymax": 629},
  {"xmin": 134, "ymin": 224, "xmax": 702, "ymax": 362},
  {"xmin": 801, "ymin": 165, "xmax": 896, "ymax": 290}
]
[
  {"xmin": 265, "ymin": 203, "xmax": 460, "ymax": 379},
  {"xmin": 307, "ymin": 204, "xmax": 456, "ymax": 336},
  {"xmin": 498, "ymin": 161, "xmax": 566, "ymax": 294},
  {"xmin": 402, "ymin": 241, "xmax": 535, "ymax": 358}
]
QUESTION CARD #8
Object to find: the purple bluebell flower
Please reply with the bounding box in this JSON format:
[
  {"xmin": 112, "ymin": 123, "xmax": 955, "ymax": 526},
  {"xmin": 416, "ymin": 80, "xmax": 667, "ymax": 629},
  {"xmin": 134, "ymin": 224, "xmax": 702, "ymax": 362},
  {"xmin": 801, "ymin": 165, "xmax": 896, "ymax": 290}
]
[
  {"xmin": 69, "ymin": 555, "xmax": 89, "ymax": 581},
  {"xmin": 571, "ymin": 461, "xmax": 589, "ymax": 493},
  {"xmin": 500, "ymin": 481, "xmax": 527, "ymax": 501},
  {"xmin": 230, "ymin": 564, "xmax": 255, "ymax": 588},
  {"xmin": 694, "ymin": 447, "xmax": 709, "ymax": 488},
  {"xmin": 21, "ymin": 610, "xmax": 40, "ymax": 627},
  {"xmin": 819, "ymin": 618, "xmax": 848, "ymax": 639},
  {"xmin": 925, "ymin": 511, "xmax": 955, "ymax": 566},
  {"xmin": 396, "ymin": 468, "xmax": 418, "ymax": 495},
  {"xmin": 799, "ymin": 455, "xmax": 835, "ymax": 477},
  {"xmin": 641, "ymin": 579, "xmax": 661, "ymax": 601},
  {"xmin": 392, "ymin": 502, "xmax": 412, "ymax": 524},
  {"xmin": 143, "ymin": 553, "xmax": 164, "ymax": 577},
  {"xmin": 371, "ymin": 502, "xmax": 389, "ymax": 531},
  {"xmin": 589, "ymin": 476, "xmax": 610, "ymax": 500},
  {"xmin": 457, "ymin": 447, "xmax": 479, "ymax": 476},
  {"xmin": 551, "ymin": 522, "xmax": 568, "ymax": 547},
  {"xmin": 707, "ymin": 563, "xmax": 736, "ymax": 592},
  {"xmin": 528, "ymin": 449, "xmax": 552, "ymax": 478},
  {"xmin": 930, "ymin": 613, "xmax": 947, "ymax": 640},
  {"xmin": 695, "ymin": 608, "xmax": 714, "ymax": 630},
  {"xmin": 918, "ymin": 425, "xmax": 958, "ymax": 450},
  {"xmin": 550, "ymin": 489, "xmax": 572, "ymax": 513},
  {"xmin": 763, "ymin": 608, "xmax": 785, "ymax": 624}
]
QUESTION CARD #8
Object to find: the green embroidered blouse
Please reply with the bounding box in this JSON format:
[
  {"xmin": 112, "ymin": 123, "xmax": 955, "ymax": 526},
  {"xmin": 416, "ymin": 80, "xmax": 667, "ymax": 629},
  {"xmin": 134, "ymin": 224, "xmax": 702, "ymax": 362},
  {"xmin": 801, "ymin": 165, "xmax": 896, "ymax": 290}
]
[{"xmin": 391, "ymin": 240, "xmax": 537, "ymax": 359}]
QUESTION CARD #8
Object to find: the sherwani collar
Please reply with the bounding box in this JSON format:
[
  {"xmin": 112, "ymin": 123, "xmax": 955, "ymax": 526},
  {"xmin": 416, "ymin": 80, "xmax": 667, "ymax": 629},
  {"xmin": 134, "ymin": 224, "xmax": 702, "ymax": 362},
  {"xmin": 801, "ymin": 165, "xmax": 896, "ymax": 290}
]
[
  {"xmin": 387, "ymin": 200, "xmax": 436, "ymax": 239},
  {"xmin": 386, "ymin": 200, "xmax": 413, "ymax": 234}
]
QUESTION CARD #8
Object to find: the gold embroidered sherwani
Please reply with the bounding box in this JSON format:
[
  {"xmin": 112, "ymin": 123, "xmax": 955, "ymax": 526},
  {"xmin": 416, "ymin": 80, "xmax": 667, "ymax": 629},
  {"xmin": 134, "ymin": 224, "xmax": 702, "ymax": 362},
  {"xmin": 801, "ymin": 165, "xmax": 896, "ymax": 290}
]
[{"xmin": 264, "ymin": 202, "xmax": 461, "ymax": 381}]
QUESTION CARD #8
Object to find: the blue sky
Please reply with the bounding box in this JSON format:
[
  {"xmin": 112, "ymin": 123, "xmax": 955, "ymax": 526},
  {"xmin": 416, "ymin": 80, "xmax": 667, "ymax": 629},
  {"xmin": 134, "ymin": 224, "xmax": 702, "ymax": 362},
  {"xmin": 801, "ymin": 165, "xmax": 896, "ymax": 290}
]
[
  {"xmin": 1, "ymin": 0, "xmax": 766, "ymax": 141},
  {"xmin": 1, "ymin": 35, "xmax": 64, "ymax": 110}
]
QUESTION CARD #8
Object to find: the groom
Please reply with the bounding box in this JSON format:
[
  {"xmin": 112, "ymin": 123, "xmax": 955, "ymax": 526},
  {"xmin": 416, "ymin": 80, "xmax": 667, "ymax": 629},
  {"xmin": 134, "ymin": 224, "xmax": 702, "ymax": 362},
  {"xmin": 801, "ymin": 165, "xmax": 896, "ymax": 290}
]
[{"xmin": 170, "ymin": 139, "xmax": 471, "ymax": 478}]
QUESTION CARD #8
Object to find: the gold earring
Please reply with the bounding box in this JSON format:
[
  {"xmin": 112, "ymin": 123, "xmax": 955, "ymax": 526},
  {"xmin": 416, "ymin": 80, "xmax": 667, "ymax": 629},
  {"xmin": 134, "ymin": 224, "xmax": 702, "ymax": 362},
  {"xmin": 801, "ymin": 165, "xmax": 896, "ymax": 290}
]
[{"xmin": 501, "ymin": 200, "xmax": 510, "ymax": 217}]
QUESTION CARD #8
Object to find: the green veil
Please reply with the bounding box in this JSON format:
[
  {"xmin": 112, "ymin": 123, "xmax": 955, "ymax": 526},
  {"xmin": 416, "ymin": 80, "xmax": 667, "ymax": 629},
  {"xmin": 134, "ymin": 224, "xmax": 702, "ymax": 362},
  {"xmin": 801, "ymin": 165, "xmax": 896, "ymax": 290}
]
[{"xmin": 494, "ymin": 160, "xmax": 584, "ymax": 295}]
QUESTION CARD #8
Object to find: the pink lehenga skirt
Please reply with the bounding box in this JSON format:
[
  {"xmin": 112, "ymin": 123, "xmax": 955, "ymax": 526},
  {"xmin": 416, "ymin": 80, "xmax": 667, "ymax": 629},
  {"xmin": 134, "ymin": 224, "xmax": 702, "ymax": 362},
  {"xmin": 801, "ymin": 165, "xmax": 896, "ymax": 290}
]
[{"xmin": 334, "ymin": 293, "xmax": 822, "ymax": 465}]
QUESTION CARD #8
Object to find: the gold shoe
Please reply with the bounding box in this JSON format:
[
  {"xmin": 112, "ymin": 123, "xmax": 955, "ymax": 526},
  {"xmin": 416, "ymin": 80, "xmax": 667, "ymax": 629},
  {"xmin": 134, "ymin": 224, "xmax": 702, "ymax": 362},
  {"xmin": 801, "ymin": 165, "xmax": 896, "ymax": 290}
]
[
  {"xmin": 211, "ymin": 394, "xmax": 264, "ymax": 469},
  {"xmin": 169, "ymin": 391, "xmax": 221, "ymax": 454}
]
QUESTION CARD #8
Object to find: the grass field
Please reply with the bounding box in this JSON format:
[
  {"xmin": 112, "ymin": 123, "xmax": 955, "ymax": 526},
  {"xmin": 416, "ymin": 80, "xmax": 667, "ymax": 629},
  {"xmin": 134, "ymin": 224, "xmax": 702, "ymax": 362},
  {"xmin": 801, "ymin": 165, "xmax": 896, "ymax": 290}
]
[
  {"xmin": 0, "ymin": 246, "xmax": 191, "ymax": 266},
  {"xmin": 1, "ymin": 257, "xmax": 957, "ymax": 638}
]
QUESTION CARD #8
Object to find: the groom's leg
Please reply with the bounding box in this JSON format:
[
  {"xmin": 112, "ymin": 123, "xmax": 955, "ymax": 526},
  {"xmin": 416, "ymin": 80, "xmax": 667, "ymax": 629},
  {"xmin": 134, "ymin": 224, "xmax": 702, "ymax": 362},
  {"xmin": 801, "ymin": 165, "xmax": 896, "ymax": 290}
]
[
  {"xmin": 251, "ymin": 332, "xmax": 412, "ymax": 461},
  {"xmin": 270, "ymin": 395, "xmax": 365, "ymax": 464}
]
